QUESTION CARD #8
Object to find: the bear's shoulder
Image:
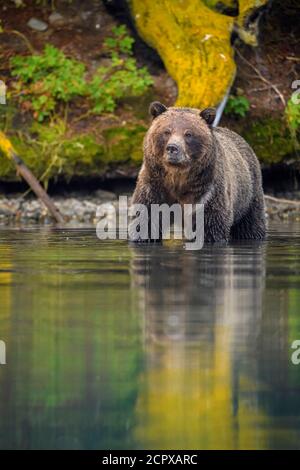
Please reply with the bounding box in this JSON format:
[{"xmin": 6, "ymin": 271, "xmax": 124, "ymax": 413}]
[{"xmin": 213, "ymin": 126, "xmax": 251, "ymax": 150}]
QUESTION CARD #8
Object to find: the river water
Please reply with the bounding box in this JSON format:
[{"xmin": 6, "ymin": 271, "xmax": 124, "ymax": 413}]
[{"xmin": 0, "ymin": 221, "xmax": 300, "ymax": 449}]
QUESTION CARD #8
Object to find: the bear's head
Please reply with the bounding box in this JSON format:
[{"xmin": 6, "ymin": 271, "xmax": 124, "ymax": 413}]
[{"xmin": 144, "ymin": 101, "xmax": 216, "ymax": 171}]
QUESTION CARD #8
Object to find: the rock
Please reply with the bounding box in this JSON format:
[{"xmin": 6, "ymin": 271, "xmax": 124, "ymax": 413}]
[
  {"xmin": 0, "ymin": 201, "xmax": 13, "ymax": 216},
  {"xmin": 94, "ymin": 189, "xmax": 117, "ymax": 201},
  {"xmin": 79, "ymin": 10, "xmax": 93, "ymax": 22},
  {"xmin": 83, "ymin": 201, "xmax": 97, "ymax": 213},
  {"xmin": 92, "ymin": 13, "xmax": 103, "ymax": 31},
  {"xmin": 48, "ymin": 12, "xmax": 65, "ymax": 27},
  {"xmin": 27, "ymin": 18, "xmax": 48, "ymax": 32},
  {"xmin": 79, "ymin": 9, "xmax": 102, "ymax": 30}
]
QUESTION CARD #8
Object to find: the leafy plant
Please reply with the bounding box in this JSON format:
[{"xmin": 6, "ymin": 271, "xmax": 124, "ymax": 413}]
[
  {"xmin": 10, "ymin": 44, "xmax": 87, "ymax": 121},
  {"xmin": 285, "ymin": 98, "xmax": 300, "ymax": 133},
  {"xmin": 224, "ymin": 95, "xmax": 250, "ymax": 118},
  {"xmin": 89, "ymin": 25, "xmax": 153, "ymax": 115},
  {"xmin": 285, "ymin": 97, "xmax": 300, "ymax": 153},
  {"xmin": 104, "ymin": 25, "xmax": 135, "ymax": 56},
  {"xmin": 10, "ymin": 26, "xmax": 153, "ymax": 121}
]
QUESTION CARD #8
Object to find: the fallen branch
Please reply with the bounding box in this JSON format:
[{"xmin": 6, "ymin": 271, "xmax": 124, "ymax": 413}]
[
  {"xmin": 265, "ymin": 195, "xmax": 300, "ymax": 207},
  {"xmin": 0, "ymin": 131, "xmax": 64, "ymax": 224}
]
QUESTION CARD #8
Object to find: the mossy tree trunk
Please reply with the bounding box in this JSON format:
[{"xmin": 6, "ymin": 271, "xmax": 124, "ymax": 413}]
[{"xmin": 129, "ymin": 0, "xmax": 269, "ymax": 109}]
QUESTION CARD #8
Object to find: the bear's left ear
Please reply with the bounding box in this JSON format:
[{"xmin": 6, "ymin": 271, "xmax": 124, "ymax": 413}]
[
  {"xmin": 149, "ymin": 101, "xmax": 167, "ymax": 119},
  {"xmin": 200, "ymin": 108, "xmax": 216, "ymax": 126}
]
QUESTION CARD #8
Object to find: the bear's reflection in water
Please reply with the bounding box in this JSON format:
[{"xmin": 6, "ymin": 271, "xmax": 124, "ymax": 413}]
[
  {"xmin": 129, "ymin": 242, "xmax": 270, "ymax": 449},
  {"xmin": 130, "ymin": 242, "xmax": 265, "ymax": 346}
]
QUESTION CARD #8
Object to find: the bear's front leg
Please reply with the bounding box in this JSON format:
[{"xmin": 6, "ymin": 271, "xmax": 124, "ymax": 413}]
[
  {"xmin": 204, "ymin": 206, "xmax": 232, "ymax": 243},
  {"xmin": 129, "ymin": 183, "xmax": 167, "ymax": 243}
]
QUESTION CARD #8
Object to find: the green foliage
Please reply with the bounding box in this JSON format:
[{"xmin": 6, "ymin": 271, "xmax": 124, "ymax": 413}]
[
  {"xmin": 11, "ymin": 44, "xmax": 86, "ymax": 121},
  {"xmin": 89, "ymin": 26, "xmax": 153, "ymax": 115},
  {"xmin": 285, "ymin": 98, "xmax": 300, "ymax": 133},
  {"xmin": 104, "ymin": 25, "xmax": 135, "ymax": 56},
  {"xmin": 242, "ymin": 117, "xmax": 297, "ymax": 164},
  {"xmin": 224, "ymin": 95, "xmax": 250, "ymax": 118},
  {"xmin": 9, "ymin": 26, "xmax": 153, "ymax": 121}
]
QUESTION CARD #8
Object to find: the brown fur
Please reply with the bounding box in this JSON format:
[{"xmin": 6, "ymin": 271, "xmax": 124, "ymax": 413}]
[{"xmin": 131, "ymin": 102, "xmax": 266, "ymax": 242}]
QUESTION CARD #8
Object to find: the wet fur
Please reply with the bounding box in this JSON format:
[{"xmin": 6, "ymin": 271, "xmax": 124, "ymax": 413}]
[{"xmin": 131, "ymin": 105, "xmax": 266, "ymax": 243}]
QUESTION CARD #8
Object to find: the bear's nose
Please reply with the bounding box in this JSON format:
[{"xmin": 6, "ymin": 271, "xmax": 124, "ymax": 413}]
[{"xmin": 166, "ymin": 143, "xmax": 179, "ymax": 155}]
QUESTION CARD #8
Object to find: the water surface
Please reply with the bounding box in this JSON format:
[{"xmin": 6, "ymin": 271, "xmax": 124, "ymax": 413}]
[{"xmin": 0, "ymin": 221, "xmax": 300, "ymax": 449}]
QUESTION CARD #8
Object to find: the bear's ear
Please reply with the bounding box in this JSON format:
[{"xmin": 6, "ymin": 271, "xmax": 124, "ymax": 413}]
[
  {"xmin": 200, "ymin": 108, "xmax": 216, "ymax": 126},
  {"xmin": 149, "ymin": 101, "xmax": 167, "ymax": 119}
]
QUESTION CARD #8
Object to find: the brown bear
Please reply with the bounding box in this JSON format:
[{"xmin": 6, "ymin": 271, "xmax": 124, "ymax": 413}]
[{"xmin": 130, "ymin": 101, "xmax": 266, "ymax": 243}]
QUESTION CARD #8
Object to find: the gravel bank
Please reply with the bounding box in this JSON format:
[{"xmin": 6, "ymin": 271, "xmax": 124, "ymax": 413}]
[
  {"xmin": 0, "ymin": 190, "xmax": 123, "ymax": 226},
  {"xmin": 1, "ymin": 192, "xmax": 300, "ymax": 226}
]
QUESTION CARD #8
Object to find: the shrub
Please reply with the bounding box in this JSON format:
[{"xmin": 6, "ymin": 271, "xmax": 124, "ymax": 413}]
[
  {"xmin": 285, "ymin": 98, "xmax": 300, "ymax": 133},
  {"xmin": 11, "ymin": 44, "xmax": 87, "ymax": 121},
  {"xmin": 10, "ymin": 26, "xmax": 153, "ymax": 121},
  {"xmin": 89, "ymin": 26, "xmax": 153, "ymax": 114},
  {"xmin": 224, "ymin": 95, "xmax": 250, "ymax": 118}
]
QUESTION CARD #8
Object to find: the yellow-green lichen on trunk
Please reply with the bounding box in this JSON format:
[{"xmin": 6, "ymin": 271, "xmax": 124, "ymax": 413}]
[
  {"xmin": 130, "ymin": 0, "xmax": 269, "ymax": 108},
  {"xmin": 238, "ymin": 0, "xmax": 268, "ymax": 24},
  {"xmin": 130, "ymin": 0, "xmax": 235, "ymax": 108},
  {"xmin": 236, "ymin": 0, "xmax": 269, "ymax": 45}
]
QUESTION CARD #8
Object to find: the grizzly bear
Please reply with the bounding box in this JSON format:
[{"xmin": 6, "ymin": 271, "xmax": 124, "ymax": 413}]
[{"xmin": 130, "ymin": 101, "xmax": 266, "ymax": 243}]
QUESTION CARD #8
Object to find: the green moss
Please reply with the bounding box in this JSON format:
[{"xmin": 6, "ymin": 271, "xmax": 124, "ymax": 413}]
[
  {"xmin": 1, "ymin": 110, "xmax": 297, "ymax": 183},
  {"xmin": 241, "ymin": 117, "xmax": 297, "ymax": 164},
  {"xmin": 0, "ymin": 113, "xmax": 145, "ymax": 182},
  {"xmin": 9, "ymin": 122, "xmax": 106, "ymax": 181},
  {"xmin": 103, "ymin": 125, "xmax": 146, "ymax": 164},
  {"xmin": 0, "ymin": 150, "xmax": 14, "ymax": 178}
]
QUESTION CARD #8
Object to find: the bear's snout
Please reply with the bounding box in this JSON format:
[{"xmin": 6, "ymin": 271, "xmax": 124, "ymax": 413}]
[
  {"xmin": 165, "ymin": 141, "xmax": 186, "ymax": 165},
  {"xmin": 166, "ymin": 143, "xmax": 179, "ymax": 155}
]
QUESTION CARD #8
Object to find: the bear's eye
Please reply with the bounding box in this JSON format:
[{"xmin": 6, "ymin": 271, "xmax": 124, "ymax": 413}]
[
  {"xmin": 163, "ymin": 129, "xmax": 171, "ymax": 137},
  {"xmin": 185, "ymin": 131, "xmax": 193, "ymax": 138}
]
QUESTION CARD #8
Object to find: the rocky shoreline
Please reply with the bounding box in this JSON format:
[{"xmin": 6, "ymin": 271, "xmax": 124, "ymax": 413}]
[
  {"xmin": 1, "ymin": 192, "xmax": 300, "ymax": 226},
  {"xmin": 0, "ymin": 190, "xmax": 123, "ymax": 226}
]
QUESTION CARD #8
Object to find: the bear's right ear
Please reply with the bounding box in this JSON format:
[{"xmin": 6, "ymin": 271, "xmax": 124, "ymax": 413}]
[
  {"xmin": 149, "ymin": 101, "xmax": 167, "ymax": 119},
  {"xmin": 200, "ymin": 108, "xmax": 216, "ymax": 126}
]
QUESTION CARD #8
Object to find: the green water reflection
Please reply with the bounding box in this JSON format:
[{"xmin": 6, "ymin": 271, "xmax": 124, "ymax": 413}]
[{"xmin": 0, "ymin": 223, "xmax": 300, "ymax": 449}]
